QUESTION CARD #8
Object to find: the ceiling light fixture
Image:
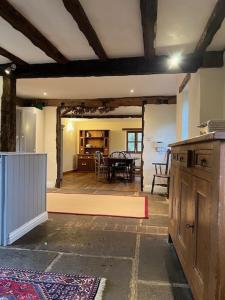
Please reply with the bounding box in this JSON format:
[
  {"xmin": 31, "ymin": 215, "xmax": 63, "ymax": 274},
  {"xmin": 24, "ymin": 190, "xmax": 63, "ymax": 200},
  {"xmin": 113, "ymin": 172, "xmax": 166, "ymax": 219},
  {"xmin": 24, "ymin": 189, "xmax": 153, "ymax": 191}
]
[
  {"xmin": 43, "ymin": 92, "xmax": 47, "ymax": 96},
  {"xmin": 130, "ymin": 89, "xmax": 134, "ymax": 94},
  {"xmin": 167, "ymin": 53, "xmax": 182, "ymax": 69},
  {"xmin": 4, "ymin": 63, "xmax": 16, "ymax": 75}
]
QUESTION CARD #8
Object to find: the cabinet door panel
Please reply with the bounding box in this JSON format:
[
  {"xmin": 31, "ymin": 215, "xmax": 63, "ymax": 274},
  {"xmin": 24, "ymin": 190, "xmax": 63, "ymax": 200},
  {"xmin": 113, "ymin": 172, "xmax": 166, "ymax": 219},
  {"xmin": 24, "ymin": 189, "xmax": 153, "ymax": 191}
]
[
  {"xmin": 177, "ymin": 171, "xmax": 192, "ymax": 262},
  {"xmin": 190, "ymin": 177, "xmax": 211, "ymax": 300},
  {"xmin": 169, "ymin": 166, "xmax": 178, "ymax": 239}
]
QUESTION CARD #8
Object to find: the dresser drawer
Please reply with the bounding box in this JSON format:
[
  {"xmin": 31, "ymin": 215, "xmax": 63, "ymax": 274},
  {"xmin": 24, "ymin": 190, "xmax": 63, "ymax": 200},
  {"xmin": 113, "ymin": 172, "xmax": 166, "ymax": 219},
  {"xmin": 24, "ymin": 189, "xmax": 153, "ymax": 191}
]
[
  {"xmin": 177, "ymin": 150, "xmax": 192, "ymax": 168},
  {"xmin": 193, "ymin": 150, "xmax": 212, "ymax": 172},
  {"xmin": 78, "ymin": 155, "xmax": 93, "ymax": 159},
  {"xmin": 77, "ymin": 158, "xmax": 95, "ymax": 171},
  {"xmin": 171, "ymin": 151, "xmax": 178, "ymax": 161}
]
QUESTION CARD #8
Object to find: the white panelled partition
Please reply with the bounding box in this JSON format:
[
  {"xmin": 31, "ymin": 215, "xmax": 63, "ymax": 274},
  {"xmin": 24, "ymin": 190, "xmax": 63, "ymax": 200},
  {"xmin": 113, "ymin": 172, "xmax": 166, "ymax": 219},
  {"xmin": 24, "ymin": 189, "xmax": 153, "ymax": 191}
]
[{"xmin": 0, "ymin": 153, "xmax": 47, "ymax": 246}]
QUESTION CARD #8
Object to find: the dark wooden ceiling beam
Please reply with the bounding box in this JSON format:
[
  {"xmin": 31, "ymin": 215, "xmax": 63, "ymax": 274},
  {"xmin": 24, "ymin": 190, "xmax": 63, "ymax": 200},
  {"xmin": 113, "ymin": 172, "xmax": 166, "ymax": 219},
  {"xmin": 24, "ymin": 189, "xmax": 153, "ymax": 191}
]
[
  {"xmin": 3, "ymin": 51, "xmax": 222, "ymax": 78},
  {"xmin": 62, "ymin": 0, "xmax": 107, "ymax": 60},
  {"xmin": 140, "ymin": 0, "xmax": 158, "ymax": 59},
  {"xmin": 195, "ymin": 0, "xmax": 225, "ymax": 54},
  {"xmin": 179, "ymin": 73, "xmax": 191, "ymax": 93},
  {"xmin": 16, "ymin": 95, "xmax": 176, "ymax": 107},
  {"xmin": 62, "ymin": 114, "xmax": 142, "ymax": 119},
  {"xmin": 0, "ymin": 0, "xmax": 68, "ymax": 64},
  {"xmin": 0, "ymin": 47, "xmax": 28, "ymax": 66}
]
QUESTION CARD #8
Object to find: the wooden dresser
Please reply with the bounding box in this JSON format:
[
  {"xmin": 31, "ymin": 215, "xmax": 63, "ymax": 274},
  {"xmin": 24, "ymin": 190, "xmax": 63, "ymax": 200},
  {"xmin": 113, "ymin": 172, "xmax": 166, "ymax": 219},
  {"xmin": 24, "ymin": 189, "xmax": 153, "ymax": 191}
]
[
  {"xmin": 77, "ymin": 130, "xmax": 109, "ymax": 172},
  {"xmin": 169, "ymin": 132, "xmax": 225, "ymax": 300}
]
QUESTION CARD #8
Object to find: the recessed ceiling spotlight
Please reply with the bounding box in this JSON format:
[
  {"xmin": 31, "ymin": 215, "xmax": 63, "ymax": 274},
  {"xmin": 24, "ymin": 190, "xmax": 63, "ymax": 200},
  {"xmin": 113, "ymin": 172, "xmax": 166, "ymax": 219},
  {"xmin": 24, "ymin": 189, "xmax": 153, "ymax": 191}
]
[
  {"xmin": 130, "ymin": 89, "xmax": 134, "ymax": 94},
  {"xmin": 167, "ymin": 53, "xmax": 182, "ymax": 69},
  {"xmin": 43, "ymin": 92, "xmax": 47, "ymax": 96}
]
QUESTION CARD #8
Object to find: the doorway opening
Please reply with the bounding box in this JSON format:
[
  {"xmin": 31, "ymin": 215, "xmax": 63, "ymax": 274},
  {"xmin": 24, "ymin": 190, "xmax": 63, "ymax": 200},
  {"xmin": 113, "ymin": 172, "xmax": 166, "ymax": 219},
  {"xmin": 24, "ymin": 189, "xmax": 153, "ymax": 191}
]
[{"xmin": 56, "ymin": 105, "xmax": 144, "ymax": 195}]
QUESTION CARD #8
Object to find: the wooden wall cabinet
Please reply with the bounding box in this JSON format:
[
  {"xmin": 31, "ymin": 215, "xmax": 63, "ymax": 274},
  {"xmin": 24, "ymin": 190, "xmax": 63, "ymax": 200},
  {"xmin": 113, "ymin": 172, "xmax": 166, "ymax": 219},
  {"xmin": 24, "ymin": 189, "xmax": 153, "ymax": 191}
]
[
  {"xmin": 169, "ymin": 133, "xmax": 225, "ymax": 300},
  {"xmin": 78, "ymin": 130, "xmax": 109, "ymax": 172}
]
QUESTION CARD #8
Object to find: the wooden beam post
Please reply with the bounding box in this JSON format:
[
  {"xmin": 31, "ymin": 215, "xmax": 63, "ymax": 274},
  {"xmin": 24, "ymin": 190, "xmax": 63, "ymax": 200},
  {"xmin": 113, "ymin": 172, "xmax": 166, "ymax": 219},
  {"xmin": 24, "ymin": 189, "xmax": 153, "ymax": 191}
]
[
  {"xmin": 55, "ymin": 106, "xmax": 62, "ymax": 188},
  {"xmin": 9, "ymin": 52, "xmax": 223, "ymax": 78},
  {"xmin": 179, "ymin": 73, "xmax": 191, "ymax": 93},
  {"xmin": 0, "ymin": 75, "xmax": 16, "ymax": 151},
  {"xmin": 141, "ymin": 101, "xmax": 146, "ymax": 192},
  {"xmin": 62, "ymin": 0, "xmax": 107, "ymax": 60},
  {"xmin": 195, "ymin": 0, "xmax": 225, "ymax": 54},
  {"xmin": 140, "ymin": 0, "xmax": 158, "ymax": 59}
]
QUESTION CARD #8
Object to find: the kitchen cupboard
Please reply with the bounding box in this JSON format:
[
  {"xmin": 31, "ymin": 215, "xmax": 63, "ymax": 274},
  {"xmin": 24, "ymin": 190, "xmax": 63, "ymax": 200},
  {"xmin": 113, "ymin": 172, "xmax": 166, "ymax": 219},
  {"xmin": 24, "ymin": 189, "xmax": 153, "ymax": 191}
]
[
  {"xmin": 16, "ymin": 108, "xmax": 36, "ymax": 152},
  {"xmin": 169, "ymin": 132, "xmax": 225, "ymax": 300}
]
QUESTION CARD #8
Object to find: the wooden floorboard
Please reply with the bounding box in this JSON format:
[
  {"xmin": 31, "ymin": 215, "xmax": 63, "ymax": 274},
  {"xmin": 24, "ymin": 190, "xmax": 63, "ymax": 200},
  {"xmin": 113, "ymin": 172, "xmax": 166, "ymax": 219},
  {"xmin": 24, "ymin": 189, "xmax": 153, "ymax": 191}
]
[{"xmin": 60, "ymin": 172, "xmax": 141, "ymax": 193}]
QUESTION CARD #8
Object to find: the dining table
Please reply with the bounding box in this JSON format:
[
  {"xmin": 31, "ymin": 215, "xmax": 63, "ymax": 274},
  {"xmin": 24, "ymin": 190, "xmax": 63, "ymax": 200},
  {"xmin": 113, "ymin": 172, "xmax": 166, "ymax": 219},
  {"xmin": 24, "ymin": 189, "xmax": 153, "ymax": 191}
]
[{"xmin": 104, "ymin": 157, "xmax": 135, "ymax": 182}]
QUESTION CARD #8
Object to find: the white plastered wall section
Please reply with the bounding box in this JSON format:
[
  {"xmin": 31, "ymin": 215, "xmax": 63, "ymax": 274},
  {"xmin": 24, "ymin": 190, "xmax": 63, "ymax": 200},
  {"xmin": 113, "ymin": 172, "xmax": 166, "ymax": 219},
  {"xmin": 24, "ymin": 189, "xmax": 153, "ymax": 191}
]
[
  {"xmin": 176, "ymin": 64, "xmax": 225, "ymax": 140},
  {"xmin": 143, "ymin": 104, "xmax": 176, "ymax": 193}
]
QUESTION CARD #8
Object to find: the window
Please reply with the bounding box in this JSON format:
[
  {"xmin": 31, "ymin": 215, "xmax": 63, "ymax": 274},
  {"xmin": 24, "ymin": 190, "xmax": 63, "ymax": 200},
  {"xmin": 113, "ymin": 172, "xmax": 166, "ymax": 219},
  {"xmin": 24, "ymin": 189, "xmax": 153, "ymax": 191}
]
[{"xmin": 126, "ymin": 130, "xmax": 143, "ymax": 153}]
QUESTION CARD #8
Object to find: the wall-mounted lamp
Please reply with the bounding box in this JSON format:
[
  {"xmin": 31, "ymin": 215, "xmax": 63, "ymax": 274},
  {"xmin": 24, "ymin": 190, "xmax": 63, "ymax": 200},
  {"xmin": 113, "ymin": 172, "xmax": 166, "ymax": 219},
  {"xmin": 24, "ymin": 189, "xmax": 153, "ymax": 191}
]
[
  {"xmin": 66, "ymin": 121, "xmax": 74, "ymax": 132},
  {"xmin": 5, "ymin": 63, "xmax": 16, "ymax": 75}
]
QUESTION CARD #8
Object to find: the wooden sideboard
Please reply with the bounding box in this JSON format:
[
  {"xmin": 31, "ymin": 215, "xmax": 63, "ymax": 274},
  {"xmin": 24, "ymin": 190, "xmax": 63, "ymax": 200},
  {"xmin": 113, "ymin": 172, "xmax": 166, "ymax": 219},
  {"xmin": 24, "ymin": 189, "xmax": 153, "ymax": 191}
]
[
  {"xmin": 77, "ymin": 130, "xmax": 110, "ymax": 172},
  {"xmin": 169, "ymin": 132, "xmax": 225, "ymax": 300},
  {"xmin": 77, "ymin": 154, "xmax": 95, "ymax": 172}
]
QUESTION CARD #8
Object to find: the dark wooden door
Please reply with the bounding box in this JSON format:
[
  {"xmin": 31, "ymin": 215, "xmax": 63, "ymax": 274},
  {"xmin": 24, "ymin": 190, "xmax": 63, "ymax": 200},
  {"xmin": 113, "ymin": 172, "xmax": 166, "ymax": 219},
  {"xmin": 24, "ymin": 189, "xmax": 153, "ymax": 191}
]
[{"xmin": 189, "ymin": 176, "xmax": 211, "ymax": 300}]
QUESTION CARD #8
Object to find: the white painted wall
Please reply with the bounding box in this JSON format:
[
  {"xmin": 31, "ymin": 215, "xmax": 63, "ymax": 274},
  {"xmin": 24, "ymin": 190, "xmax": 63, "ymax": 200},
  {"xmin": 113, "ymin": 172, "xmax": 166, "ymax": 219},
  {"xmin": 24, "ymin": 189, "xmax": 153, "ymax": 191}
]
[
  {"xmin": 199, "ymin": 67, "xmax": 225, "ymax": 123},
  {"xmin": 143, "ymin": 104, "xmax": 176, "ymax": 192},
  {"xmin": 43, "ymin": 107, "xmax": 57, "ymax": 188},
  {"xmin": 188, "ymin": 72, "xmax": 201, "ymax": 138},
  {"xmin": 176, "ymin": 65, "xmax": 225, "ymax": 140},
  {"xmin": 74, "ymin": 118, "xmax": 142, "ymax": 154},
  {"xmin": 62, "ymin": 119, "xmax": 77, "ymax": 172}
]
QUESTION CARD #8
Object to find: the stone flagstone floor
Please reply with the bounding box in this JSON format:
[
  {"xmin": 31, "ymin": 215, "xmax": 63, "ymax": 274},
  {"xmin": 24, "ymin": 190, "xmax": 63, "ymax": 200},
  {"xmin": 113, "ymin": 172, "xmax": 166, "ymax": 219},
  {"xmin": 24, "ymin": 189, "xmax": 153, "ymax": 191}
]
[{"xmin": 0, "ymin": 193, "xmax": 194, "ymax": 300}]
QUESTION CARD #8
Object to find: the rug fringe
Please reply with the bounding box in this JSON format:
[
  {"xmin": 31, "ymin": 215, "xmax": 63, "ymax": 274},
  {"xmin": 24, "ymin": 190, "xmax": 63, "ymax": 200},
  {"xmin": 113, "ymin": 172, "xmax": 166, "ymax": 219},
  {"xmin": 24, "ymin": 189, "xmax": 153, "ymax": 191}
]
[{"xmin": 95, "ymin": 278, "xmax": 106, "ymax": 300}]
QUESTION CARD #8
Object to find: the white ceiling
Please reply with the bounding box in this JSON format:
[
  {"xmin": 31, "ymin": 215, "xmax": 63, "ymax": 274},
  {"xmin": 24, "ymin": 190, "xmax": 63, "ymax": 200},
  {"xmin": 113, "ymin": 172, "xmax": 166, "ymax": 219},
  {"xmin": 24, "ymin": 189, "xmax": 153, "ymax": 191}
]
[
  {"xmin": 0, "ymin": 16, "xmax": 54, "ymax": 64},
  {"xmin": 80, "ymin": 0, "xmax": 143, "ymax": 57},
  {"xmin": 9, "ymin": 0, "xmax": 96, "ymax": 61},
  {"xmin": 0, "ymin": 55, "xmax": 10, "ymax": 64},
  {"xmin": 0, "ymin": 0, "xmax": 223, "ymax": 64},
  {"xmin": 208, "ymin": 19, "xmax": 225, "ymax": 51},
  {"xmin": 156, "ymin": 0, "xmax": 217, "ymax": 55},
  {"xmin": 17, "ymin": 74, "xmax": 177, "ymax": 99}
]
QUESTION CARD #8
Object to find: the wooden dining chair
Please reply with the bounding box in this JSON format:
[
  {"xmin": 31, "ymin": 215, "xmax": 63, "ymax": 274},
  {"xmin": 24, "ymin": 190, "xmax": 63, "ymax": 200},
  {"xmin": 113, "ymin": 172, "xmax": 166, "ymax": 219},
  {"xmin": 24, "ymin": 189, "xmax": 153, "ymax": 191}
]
[
  {"xmin": 151, "ymin": 149, "xmax": 171, "ymax": 197},
  {"xmin": 94, "ymin": 151, "xmax": 108, "ymax": 181}
]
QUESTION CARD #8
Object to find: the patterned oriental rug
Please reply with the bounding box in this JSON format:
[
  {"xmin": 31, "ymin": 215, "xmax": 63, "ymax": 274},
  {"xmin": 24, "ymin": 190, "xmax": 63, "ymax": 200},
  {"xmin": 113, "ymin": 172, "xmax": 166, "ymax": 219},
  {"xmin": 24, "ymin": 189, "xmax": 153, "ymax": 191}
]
[{"xmin": 0, "ymin": 268, "xmax": 106, "ymax": 300}]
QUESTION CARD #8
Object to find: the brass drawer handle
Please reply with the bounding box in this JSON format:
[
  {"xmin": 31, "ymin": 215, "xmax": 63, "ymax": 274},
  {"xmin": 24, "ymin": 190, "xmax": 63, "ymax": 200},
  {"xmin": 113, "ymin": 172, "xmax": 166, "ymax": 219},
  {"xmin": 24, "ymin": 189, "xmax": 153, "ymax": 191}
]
[
  {"xmin": 82, "ymin": 163, "xmax": 87, "ymax": 166},
  {"xmin": 200, "ymin": 159, "xmax": 207, "ymax": 167}
]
